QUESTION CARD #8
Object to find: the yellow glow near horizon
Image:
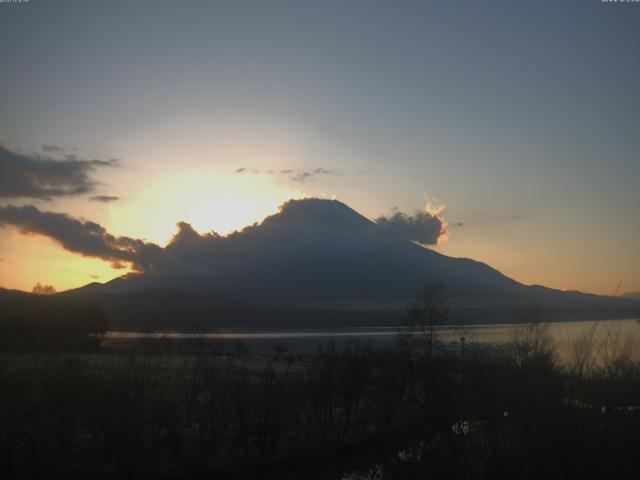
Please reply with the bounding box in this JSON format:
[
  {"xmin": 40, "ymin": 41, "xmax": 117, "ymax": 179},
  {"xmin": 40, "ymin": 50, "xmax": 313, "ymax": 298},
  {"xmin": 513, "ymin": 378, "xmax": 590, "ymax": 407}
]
[
  {"xmin": 108, "ymin": 168, "xmax": 305, "ymax": 244},
  {"xmin": 0, "ymin": 167, "xmax": 307, "ymax": 292},
  {"xmin": 0, "ymin": 233, "xmax": 124, "ymax": 292}
]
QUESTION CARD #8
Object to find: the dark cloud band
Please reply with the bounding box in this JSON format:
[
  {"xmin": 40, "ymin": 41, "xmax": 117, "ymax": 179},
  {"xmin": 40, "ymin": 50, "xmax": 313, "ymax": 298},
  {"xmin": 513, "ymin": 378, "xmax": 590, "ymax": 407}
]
[
  {"xmin": 0, "ymin": 204, "xmax": 146, "ymax": 271},
  {"xmin": 0, "ymin": 145, "xmax": 118, "ymax": 200},
  {"xmin": 89, "ymin": 195, "xmax": 120, "ymax": 203},
  {"xmin": 0, "ymin": 204, "xmax": 206, "ymax": 275}
]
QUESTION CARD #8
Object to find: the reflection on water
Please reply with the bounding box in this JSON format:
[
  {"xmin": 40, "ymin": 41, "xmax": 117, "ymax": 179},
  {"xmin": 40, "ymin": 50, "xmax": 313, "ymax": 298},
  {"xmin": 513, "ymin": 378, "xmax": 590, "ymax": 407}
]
[
  {"xmin": 444, "ymin": 319, "xmax": 640, "ymax": 364},
  {"xmin": 106, "ymin": 319, "xmax": 640, "ymax": 360}
]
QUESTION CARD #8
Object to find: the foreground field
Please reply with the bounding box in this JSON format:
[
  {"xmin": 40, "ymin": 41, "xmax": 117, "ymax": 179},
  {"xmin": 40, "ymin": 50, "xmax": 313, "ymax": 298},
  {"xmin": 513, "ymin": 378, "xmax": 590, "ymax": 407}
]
[{"xmin": 1, "ymin": 324, "xmax": 640, "ymax": 479}]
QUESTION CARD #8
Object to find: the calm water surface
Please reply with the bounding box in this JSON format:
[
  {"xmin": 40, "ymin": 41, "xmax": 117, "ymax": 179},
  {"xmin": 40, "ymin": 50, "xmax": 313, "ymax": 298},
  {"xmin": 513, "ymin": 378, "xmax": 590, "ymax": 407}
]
[{"xmin": 106, "ymin": 318, "xmax": 640, "ymax": 360}]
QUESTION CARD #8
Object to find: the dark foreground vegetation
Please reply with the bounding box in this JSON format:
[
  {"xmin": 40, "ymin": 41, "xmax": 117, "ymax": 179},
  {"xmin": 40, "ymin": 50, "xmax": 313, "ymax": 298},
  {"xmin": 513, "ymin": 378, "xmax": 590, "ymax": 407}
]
[
  {"xmin": 1, "ymin": 332, "xmax": 639, "ymax": 478},
  {"xmin": 1, "ymin": 288, "xmax": 639, "ymax": 479},
  {"xmin": 0, "ymin": 293, "xmax": 106, "ymax": 351}
]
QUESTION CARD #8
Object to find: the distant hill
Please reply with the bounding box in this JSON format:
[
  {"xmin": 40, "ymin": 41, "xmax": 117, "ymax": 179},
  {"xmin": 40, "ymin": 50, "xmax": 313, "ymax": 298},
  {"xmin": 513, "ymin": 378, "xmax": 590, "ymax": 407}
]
[{"xmin": 59, "ymin": 199, "xmax": 636, "ymax": 330}]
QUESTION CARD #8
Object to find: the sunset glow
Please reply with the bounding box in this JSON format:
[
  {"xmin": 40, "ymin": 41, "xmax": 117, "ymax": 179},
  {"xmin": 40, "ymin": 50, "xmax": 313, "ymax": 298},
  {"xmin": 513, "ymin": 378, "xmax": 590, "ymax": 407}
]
[
  {"xmin": 108, "ymin": 168, "xmax": 305, "ymax": 244},
  {"xmin": 1, "ymin": 234, "xmax": 125, "ymax": 292}
]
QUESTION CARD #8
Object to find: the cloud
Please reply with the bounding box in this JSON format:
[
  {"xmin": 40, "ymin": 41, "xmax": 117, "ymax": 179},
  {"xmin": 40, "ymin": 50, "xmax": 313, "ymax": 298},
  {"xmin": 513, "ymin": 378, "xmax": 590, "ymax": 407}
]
[
  {"xmin": 0, "ymin": 204, "xmax": 150, "ymax": 271},
  {"xmin": 290, "ymin": 172, "xmax": 313, "ymax": 182},
  {"xmin": 170, "ymin": 221, "xmax": 219, "ymax": 245},
  {"xmin": 0, "ymin": 204, "xmax": 208, "ymax": 275},
  {"xmin": 41, "ymin": 144, "xmax": 65, "ymax": 153},
  {"xmin": 89, "ymin": 195, "xmax": 120, "ymax": 203},
  {"xmin": 233, "ymin": 166, "xmax": 338, "ymax": 183},
  {"xmin": 234, "ymin": 167, "xmax": 260, "ymax": 174},
  {"xmin": 374, "ymin": 204, "xmax": 447, "ymax": 245},
  {"xmin": 286, "ymin": 167, "xmax": 338, "ymax": 183},
  {"xmin": 0, "ymin": 144, "xmax": 119, "ymax": 200}
]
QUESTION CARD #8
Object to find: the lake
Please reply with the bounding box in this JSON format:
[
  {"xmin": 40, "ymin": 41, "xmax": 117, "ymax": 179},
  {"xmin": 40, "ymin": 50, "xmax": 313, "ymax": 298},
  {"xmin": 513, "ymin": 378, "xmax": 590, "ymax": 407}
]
[{"xmin": 106, "ymin": 318, "xmax": 640, "ymax": 362}]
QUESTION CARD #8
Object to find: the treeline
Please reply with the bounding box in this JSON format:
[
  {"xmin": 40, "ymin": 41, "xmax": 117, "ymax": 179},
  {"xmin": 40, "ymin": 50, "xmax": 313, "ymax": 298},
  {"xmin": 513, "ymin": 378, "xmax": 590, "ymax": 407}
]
[
  {"xmin": 0, "ymin": 293, "xmax": 107, "ymax": 351},
  {"xmin": 1, "ymin": 327, "xmax": 639, "ymax": 479}
]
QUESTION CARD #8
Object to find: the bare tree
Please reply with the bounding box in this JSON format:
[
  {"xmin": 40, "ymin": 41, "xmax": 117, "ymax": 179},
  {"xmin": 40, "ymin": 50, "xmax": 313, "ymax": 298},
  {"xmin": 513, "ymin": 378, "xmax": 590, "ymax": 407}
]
[
  {"xmin": 398, "ymin": 284, "xmax": 450, "ymax": 362},
  {"xmin": 504, "ymin": 319, "xmax": 555, "ymax": 369}
]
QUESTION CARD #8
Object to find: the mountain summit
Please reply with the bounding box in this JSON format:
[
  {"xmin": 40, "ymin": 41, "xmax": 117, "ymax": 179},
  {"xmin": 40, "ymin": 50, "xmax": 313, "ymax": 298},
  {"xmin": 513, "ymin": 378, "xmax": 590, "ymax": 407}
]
[{"xmin": 260, "ymin": 198, "xmax": 374, "ymax": 232}]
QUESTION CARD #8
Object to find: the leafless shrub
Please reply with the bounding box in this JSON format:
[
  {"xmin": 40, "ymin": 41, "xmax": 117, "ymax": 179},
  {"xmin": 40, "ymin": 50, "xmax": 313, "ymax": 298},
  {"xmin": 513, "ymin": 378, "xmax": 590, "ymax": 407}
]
[
  {"xmin": 398, "ymin": 284, "xmax": 449, "ymax": 362},
  {"xmin": 503, "ymin": 320, "xmax": 555, "ymax": 369}
]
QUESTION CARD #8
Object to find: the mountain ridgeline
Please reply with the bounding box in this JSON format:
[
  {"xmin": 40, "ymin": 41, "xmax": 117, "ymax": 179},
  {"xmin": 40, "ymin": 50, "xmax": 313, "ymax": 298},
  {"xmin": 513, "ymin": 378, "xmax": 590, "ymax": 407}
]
[{"xmin": 60, "ymin": 199, "xmax": 636, "ymax": 330}]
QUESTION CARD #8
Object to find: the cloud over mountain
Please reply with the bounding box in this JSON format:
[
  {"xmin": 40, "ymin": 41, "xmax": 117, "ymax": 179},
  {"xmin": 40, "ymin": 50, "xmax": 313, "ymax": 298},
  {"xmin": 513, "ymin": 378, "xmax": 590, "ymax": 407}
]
[
  {"xmin": 374, "ymin": 204, "xmax": 447, "ymax": 245},
  {"xmin": 2, "ymin": 198, "xmax": 559, "ymax": 306},
  {"xmin": 0, "ymin": 198, "xmax": 449, "ymax": 280},
  {"xmin": 0, "ymin": 145, "xmax": 118, "ymax": 200}
]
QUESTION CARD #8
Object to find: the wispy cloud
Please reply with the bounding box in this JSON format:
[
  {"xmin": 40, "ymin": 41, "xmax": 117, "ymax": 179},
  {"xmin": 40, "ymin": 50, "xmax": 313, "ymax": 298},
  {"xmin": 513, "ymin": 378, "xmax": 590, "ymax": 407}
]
[
  {"xmin": 41, "ymin": 144, "xmax": 65, "ymax": 153},
  {"xmin": 234, "ymin": 166, "xmax": 339, "ymax": 183},
  {"xmin": 290, "ymin": 168, "xmax": 336, "ymax": 183},
  {"xmin": 89, "ymin": 195, "xmax": 120, "ymax": 203}
]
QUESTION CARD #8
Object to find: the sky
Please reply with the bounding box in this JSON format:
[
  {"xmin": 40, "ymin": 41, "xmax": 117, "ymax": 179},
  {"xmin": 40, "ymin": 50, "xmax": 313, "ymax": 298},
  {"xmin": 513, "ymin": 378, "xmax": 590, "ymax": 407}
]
[{"xmin": 0, "ymin": 0, "xmax": 639, "ymax": 295}]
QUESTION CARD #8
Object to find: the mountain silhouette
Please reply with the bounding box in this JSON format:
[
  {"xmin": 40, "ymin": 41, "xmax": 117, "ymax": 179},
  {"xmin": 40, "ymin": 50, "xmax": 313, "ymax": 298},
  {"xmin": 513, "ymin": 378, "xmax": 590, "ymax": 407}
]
[
  {"xmin": 70, "ymin": 199, "xmax": 522, "ymax": 299},
  {"xmin": 63, "ymin": 198, "xmax": 635, "ymax": 328}
]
